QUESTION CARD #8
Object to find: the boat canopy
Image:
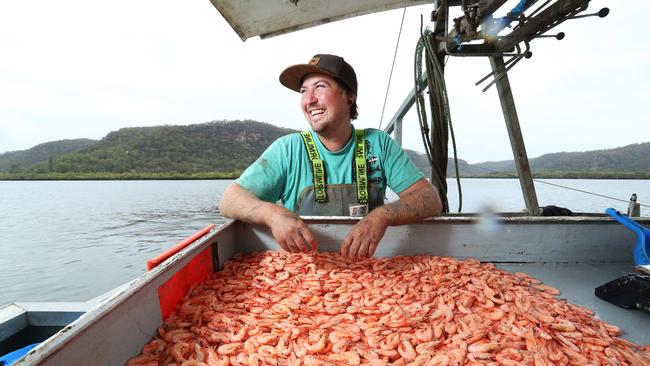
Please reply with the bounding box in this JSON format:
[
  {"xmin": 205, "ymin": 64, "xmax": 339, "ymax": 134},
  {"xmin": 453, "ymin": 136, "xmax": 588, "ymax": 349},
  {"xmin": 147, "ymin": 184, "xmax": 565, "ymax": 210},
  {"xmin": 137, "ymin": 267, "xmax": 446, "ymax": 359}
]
[{"xmin": 208, "ymin": 0, "xmax": 429, "ymax": 41}]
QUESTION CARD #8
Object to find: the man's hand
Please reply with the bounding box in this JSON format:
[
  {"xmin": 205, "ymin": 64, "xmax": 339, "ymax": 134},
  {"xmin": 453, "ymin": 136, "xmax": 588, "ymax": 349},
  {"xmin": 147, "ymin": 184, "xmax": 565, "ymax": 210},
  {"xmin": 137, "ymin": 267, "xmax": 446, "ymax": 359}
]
[
  {"xmin": 340, "ymin": 178, "xmax": 442, "ymax": 259},
  {"xmin": 340, "ymin": 213, "xmax": 388, "ymax": 258},
  {"xmin": 268, "ymin": 211, "xmax": 317, "ymax": 253},
  {"xmin": 220, "ymin": 183, "xmax": 317, "ymax": 253}
]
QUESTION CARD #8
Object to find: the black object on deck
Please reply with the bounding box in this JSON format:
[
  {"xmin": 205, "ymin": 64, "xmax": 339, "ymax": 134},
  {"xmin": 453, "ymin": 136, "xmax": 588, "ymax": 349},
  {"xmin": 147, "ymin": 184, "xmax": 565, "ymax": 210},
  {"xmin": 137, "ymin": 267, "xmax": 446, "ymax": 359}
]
[{"xmin": 595, "ymin": 273, "xmax": 650, "ymax": 314}]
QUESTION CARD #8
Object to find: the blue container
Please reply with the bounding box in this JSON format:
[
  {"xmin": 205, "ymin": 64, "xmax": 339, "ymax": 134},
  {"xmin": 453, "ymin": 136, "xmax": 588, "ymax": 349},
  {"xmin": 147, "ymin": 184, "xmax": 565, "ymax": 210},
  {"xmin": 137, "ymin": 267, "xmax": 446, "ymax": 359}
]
[
  {"xmin": 606, "ymin": 208, "xmax": 650, "ymax": 266},
  {"xmin": 0, "ymin": 343, "xmax": 38, "ymax": 365}
]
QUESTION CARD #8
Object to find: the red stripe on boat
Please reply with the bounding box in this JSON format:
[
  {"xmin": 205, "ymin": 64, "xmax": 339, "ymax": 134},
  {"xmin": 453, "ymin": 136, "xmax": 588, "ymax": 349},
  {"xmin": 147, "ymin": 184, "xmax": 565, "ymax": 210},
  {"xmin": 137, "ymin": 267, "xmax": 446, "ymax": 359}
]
[
  {"xmin": 146, "ymin": 224, "xmax": 215, "ymax": 271},
  {"xmin": 157, "ymin": 245, "xmax": 214, "ymax": 319},
  {"xmin": 146, "ymin": 224, "xmax": 216, "ymax": 319}
]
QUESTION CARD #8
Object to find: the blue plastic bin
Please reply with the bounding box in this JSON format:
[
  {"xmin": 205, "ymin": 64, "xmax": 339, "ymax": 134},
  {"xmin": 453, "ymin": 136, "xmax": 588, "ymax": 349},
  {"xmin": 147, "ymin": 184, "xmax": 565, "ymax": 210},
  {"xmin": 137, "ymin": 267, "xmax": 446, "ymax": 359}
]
[
  {"xmin": 0, "ymin": 343, "xmax": 39, "ymax": 365},
  {"xmin": 606, "ymin": 208, "xmax": 650, "ymax": 266}
]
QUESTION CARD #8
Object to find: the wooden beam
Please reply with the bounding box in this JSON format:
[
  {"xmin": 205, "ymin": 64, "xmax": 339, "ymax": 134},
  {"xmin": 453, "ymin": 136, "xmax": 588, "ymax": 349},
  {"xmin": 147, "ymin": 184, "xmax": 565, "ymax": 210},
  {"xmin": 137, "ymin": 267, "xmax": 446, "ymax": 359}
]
[{"xmin": 489, "ymin": 56, "xmax": 540, "ymax": 215}]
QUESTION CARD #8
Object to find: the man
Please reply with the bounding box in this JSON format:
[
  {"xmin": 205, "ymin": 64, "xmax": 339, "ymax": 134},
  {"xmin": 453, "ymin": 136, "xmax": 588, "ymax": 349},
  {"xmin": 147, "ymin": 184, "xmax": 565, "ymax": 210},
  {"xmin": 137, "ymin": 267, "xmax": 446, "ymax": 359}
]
[{"xmin": 219, "ymin": 54, "xmax": 442, "ymax": 258}]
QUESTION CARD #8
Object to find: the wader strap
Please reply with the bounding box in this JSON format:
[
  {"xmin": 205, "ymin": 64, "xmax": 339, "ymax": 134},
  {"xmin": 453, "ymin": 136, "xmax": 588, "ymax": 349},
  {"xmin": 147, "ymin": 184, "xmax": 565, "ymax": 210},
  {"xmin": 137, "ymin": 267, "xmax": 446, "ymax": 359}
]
[
  {"xmin": 354, "ymin": 129, "xmax": 368, "ymax": 205},
  {"xmin": 300, "ymin": 129, "xmax": 368, "ymax": 205},
  {"xmin": 300, "ymin": 131, "xmax": 327, "ymax": 203}
]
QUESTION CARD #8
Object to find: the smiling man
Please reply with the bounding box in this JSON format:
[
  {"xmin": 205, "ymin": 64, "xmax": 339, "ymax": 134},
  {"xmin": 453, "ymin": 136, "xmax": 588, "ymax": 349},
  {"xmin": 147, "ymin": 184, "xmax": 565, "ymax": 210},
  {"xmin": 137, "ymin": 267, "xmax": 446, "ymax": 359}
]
[{"xmin": 219, "ymin": 54, "xmax": 442, "ymax": 258}]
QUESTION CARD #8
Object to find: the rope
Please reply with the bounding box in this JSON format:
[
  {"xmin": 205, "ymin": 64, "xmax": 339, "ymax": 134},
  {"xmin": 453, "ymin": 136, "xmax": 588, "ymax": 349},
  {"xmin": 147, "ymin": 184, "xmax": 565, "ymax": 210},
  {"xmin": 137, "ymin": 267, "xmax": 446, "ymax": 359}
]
[
  {"xmin": 453, "ymin": 161, "xmax": 650, "ymax": 208},
  {"xmin": 414, "ymin": 25, "xmax": 439, "ymax": 206},
  {"xmin": 378, "ymin": 8, "xmax": 407, "ymax": 130},
  {"xmin": 535, "ymin": 180, "xmax": 649, "ymax": 207},
  {"xmin": 414, "ymin": 24, "xmax": 463, "ymax": 213}
]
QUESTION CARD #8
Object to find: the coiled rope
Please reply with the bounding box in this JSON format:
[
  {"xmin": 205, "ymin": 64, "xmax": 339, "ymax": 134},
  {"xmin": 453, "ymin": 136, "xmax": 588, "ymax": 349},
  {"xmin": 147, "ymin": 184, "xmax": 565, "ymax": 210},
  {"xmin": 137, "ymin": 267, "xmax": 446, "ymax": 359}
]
[{"xmin": 415, "ymin": 23, "xmax": 462, "ymax": 213}]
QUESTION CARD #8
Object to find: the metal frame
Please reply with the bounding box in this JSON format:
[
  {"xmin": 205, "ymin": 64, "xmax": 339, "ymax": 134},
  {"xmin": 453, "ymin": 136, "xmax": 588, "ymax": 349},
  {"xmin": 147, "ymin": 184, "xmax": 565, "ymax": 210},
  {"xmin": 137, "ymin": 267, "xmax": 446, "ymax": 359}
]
[
  {"xmin": 383, "ymin": 74, "xmax": 427, "ymax": 146},
  {"xmin": 384, "ymin": 0, "xmax": 600, "ymax": 215}
]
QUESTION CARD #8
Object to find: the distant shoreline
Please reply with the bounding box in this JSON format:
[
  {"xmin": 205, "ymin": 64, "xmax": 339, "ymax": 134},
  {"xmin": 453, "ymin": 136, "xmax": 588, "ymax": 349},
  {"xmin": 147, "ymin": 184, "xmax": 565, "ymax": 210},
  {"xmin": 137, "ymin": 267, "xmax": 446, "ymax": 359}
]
[
  {"xmin": 455, "ymin": 171, "xmax": 650, "ymax": 179},
  {"xmin": 0, "ymin": 172, "xmax": 240, "ymax": 181},
  {"xmin": 1, "ymin": 171, "xmax": 649, "ymax": 181}
]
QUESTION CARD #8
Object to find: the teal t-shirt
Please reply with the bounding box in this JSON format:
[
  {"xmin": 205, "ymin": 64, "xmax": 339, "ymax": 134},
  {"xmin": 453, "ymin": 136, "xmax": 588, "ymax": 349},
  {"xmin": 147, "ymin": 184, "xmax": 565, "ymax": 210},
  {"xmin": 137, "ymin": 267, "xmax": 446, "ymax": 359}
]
[{"xmin": 235, "ymin": 126, "xmax": 424, "ymax": 212}]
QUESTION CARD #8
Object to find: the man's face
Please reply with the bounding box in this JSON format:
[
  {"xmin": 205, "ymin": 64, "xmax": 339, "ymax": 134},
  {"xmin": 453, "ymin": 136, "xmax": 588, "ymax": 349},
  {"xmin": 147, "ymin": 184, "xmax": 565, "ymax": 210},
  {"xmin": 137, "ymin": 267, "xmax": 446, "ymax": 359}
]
[{"xmin": 300, "ymin": 73, "xmax": 353, "ymax": 135}]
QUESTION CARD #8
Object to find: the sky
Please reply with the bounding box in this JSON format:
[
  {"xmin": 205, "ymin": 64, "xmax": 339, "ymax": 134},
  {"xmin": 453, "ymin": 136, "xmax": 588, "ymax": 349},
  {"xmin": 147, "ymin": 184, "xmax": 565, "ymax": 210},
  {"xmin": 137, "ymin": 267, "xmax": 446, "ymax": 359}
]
[{"xmin": 0, "ymin": 0, "xmax": 647, "ymax": 163}]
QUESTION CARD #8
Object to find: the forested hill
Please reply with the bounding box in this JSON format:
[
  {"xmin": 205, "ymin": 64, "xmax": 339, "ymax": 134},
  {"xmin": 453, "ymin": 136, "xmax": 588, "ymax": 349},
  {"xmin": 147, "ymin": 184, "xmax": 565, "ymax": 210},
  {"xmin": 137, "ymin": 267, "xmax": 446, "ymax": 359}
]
[
  {"xmin": 472, "ymin": 142, "xmax": 650, "ymax": 175},
  {"xmin": 0, "ymin": 139, "xmax": 96, "ymax": 173},
  {"xmin": 0, "ymin": 120, "xmax": 295, "ymax": 174},
  {"xmin": 1, "ymin": 120, "xmax": 647, "ymax": 178},
  {"xmin": 0, "ymin": 120, "xmax": 441, "ymax": 176}
]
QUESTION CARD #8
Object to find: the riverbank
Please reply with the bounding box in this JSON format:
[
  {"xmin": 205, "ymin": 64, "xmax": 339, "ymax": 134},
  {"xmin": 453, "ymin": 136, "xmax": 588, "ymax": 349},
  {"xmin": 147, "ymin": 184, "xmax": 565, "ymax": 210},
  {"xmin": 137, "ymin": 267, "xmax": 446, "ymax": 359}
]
[
  {"xmin": 0, "ymin": 171, "xmax": 240, "ymax": 180},
  {"xmin": 2, "ymin": 170, "xmax": 649, "ymax": 180},
  {"xmin": 458, "ymin": 171, "xmax": 650, "ymax": 179}
]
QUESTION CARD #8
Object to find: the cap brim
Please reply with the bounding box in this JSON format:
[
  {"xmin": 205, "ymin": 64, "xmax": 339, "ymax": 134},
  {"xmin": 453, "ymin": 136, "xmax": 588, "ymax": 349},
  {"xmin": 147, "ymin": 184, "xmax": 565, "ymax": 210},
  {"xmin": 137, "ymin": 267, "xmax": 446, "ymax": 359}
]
[{"xmin": 279, "ymin": 64, "xmax": 343, "ymax": 93}]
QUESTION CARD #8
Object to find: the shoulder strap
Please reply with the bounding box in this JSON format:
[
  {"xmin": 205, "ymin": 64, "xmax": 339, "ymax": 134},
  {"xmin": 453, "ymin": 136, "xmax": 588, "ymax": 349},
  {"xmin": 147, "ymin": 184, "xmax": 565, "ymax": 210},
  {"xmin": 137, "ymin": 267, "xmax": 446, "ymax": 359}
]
[
  {"xmin": 354, "ymin": 129, "xmax": 368, "ymax": 204},
  {"xmin": 299, "ymin": 131, "xmax": 327, "ymax": 203},
  {"xmin": 300, "ymin": 129, "xmax": 368, "ymax": 205}
]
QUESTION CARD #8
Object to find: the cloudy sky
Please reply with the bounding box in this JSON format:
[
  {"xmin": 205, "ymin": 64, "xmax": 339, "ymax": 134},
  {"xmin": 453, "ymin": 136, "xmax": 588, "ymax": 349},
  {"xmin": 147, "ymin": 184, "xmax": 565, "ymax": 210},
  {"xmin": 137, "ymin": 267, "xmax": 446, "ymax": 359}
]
[{"xmin": 0, "ymin": 0, "xmax": 647, "ymax": 163}]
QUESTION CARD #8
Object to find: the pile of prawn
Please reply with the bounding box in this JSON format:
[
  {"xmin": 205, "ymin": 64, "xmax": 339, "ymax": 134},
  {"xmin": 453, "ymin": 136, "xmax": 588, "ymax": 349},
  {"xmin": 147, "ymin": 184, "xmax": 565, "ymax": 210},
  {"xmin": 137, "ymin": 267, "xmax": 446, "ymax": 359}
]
[{"xmin": 128, "ymin": 251, "xmax": 650, "ymax": 366}]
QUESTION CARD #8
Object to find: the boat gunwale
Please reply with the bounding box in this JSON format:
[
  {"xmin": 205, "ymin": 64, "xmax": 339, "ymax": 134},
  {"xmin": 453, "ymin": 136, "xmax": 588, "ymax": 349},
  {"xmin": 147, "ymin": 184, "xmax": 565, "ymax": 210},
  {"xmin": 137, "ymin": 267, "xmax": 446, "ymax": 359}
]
[
  {"xmin": 13, "ymin": 221, "xmax": 232, "ymax": 365},
  {"xmin": 12, "ymin": 215, "xmax": 650, "ymax": 363},
  {"xmin": 300, "ymin": 214, "xmax": 650, "ymax": 224}
]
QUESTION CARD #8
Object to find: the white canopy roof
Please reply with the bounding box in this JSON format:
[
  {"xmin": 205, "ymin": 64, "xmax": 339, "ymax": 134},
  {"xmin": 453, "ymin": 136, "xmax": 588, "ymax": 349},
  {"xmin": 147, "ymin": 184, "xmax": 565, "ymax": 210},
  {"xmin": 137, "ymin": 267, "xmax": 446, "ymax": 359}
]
[{"xmin": 208, "ymin": 0, "xmax": 429, "ymax": 41}]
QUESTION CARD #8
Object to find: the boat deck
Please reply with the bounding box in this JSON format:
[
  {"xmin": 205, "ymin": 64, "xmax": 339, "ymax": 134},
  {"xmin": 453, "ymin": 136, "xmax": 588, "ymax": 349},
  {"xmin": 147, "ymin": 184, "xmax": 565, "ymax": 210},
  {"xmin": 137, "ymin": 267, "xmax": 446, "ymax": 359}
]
[{"xmin": 498, "ymin": 263, "xmax": 650, "ymax": 345}]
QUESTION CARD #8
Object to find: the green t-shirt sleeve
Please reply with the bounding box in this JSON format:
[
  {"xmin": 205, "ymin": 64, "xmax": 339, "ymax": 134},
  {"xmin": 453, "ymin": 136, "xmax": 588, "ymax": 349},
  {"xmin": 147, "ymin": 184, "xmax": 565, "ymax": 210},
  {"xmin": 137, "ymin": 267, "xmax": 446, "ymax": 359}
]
[
  {"xmin": 379, "ymin": 131, "xmax": 425, "ymax": 194},
  {"xmin": 235, "ymin": 137, "xmax": 289, "ymax": 203}
]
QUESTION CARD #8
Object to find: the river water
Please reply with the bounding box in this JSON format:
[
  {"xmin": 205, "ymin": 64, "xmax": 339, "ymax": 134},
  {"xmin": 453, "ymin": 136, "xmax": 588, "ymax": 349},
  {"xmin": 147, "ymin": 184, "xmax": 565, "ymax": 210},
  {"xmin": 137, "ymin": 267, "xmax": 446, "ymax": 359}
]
[{"xmin": 1, "ymin": 179, "xmax": 648, "ymax": 306}]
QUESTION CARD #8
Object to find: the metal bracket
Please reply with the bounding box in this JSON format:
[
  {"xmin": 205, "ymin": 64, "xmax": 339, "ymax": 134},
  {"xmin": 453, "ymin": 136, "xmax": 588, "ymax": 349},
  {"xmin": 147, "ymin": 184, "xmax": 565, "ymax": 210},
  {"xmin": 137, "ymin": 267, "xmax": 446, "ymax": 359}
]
[{"xmin": 475, "ymin": 42, "xmax": 531, "ymax": 92}]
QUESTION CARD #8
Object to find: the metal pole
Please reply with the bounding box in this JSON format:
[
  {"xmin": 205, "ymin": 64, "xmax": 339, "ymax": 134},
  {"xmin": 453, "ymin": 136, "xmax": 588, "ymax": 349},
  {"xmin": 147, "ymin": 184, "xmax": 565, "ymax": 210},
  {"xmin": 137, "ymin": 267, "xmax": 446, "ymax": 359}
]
[
  {"xmin": 383, "ymin": 74, "xmax": 427, "ymax": 143},
  {"xmin": 489, "ymin": 56, "xmax": 540, "ymax": 215}
]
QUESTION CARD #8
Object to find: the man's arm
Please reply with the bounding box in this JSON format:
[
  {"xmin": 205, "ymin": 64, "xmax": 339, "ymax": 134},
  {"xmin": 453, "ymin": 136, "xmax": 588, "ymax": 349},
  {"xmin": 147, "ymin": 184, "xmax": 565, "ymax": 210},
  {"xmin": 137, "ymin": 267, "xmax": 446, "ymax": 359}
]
[
  {"xmin": 340, "ymin": 178, "xmax": 442, "ymax": 258},
  {"xmin": 219, "ymin": 183, "xmax": 316, "ymax": 253}
]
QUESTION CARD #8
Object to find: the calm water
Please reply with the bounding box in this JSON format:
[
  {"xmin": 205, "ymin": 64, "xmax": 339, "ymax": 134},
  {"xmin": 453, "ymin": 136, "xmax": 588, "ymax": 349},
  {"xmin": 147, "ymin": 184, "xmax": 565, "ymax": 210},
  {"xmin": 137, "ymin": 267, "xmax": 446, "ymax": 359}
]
[{"xmin": 1, "ymin": 179, "xmax": 648, "ymax": 306}]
